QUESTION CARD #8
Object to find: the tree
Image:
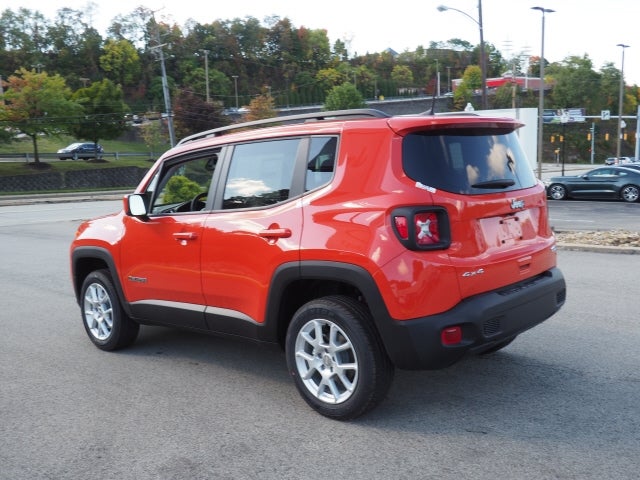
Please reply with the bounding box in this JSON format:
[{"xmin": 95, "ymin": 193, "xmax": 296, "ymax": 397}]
[
  {"xmin": 163, "ymin": 175, "xmax": 202, "ymax": 203},
  {"xmin": 100, "ymin": 38, "xmax": 141, "ymax": 88},
  {"xmin": 548, "ymin": 55, "xmax": 601, "ymax": 113},
  {"xmin": 316, "ymin": 68, "xmax": 346, "ymax": 92},
  {"xmin": 0, "ymin": 8, "xmax": 51, "ymax": 78},
  {"xmin": 139, "ymin": 120, "xmax": 167, "ymax": 157},
  {"xmin": 452, "ymin": 82, "xmax": 473, "ymax": 111},
  {"xmin": 47, "ymin": 6, "xmax": 104, "ymax": 86},
  {"xmin": 172, "ymin": 89, "xmax": 229, "ymax": 139},
  {"xmin": 70, "ymin": 79, "xmax": 130, "ymax": 156},
  {"xmin": 1, "ymin": 68, "xmax": 83, "ymax": 165},
  {"xmin": 391, "ymin": 65, "xmax": 414, "ymax": 89},
  {"xmin": 323, "ymin": 82, "xmax": 365, "ymax": 111},
  {"xmin": 245, "ymin": 87, "xmax": 277, "ymax": 121}
]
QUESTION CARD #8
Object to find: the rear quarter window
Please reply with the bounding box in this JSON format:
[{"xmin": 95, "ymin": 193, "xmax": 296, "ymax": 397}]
[{"xmin": 402, "ymin": 128, "xmax": 537, "ymax": 194}]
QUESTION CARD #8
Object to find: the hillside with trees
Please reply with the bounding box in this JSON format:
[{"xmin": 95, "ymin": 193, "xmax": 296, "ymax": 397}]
[{"xmin": 1, "ymin": 5, "xmax": 639, "ymax": 163}]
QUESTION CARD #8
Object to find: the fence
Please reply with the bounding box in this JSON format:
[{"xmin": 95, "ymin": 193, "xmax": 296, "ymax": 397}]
[{"xmin": 0, "ymin": 165, "xmax": 149, "ymax": 193}]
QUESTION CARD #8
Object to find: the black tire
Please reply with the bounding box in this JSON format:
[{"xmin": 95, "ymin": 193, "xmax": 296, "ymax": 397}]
[
  {"xmin": 620, "ymin": 184, "xmax": 639, "ymax": 203},
  {"xmin": 80, "ymin": 269, "xmax": 139, "ymax": 351},
  {"xmin": 285, "ymin": 295, "xmax": 394, "ymax": 420},
  {"xmin": 480, "ymin": 336, "xmax": 516, "ymax": 355},
  {"xmin": 548, "ymin": 183, "xmax": 567, "ymax": 200}
]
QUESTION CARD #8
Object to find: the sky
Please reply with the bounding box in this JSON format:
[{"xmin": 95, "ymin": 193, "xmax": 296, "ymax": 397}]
[{"xmin": 30, "ymin": 0, "xmax": 640, "ymax": 86}]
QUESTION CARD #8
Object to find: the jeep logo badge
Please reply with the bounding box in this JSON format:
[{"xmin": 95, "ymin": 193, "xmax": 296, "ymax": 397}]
[{"xmin": 511, "ymin": 199, "xmax": 525, "ymax": 210}]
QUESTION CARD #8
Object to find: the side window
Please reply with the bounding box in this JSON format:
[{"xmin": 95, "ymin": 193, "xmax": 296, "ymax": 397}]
[
  {"xmin": 305, "ymin": 136, "xmax": 337, "ymax": 191},
  {"xmin": 150, "ymin": 153, "xmax": 218, "ymax": 214},
  {"xmin": 223, "ymin": 139, "xmax": 299, "ymax": 209}
]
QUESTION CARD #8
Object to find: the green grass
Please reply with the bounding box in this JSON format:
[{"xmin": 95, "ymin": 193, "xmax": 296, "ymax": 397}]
[
  {"xmin": 1, "ymin": 134, "xmax": 165, "ymax": 154},
  {"xmin": 0, "ymin": 134, "xmax": 167, "ymax": 177}
]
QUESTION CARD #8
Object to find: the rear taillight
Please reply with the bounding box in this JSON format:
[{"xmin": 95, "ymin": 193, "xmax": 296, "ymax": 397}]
[
  {"xmin": 393, "ymin": 216, "xmax": 409, "ymax": 239},
  {"xmin": 414, "ymin": 212, "xmax": 440, "ymax": 246},
  {"xmin": 391, "ymin": 207, "xmax": 450, "ymax": 251}
]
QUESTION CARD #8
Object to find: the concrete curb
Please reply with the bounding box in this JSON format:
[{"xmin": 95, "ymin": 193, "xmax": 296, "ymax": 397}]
[{"xmin": 556, "ymin": 243, "xmax": 640, "ymax": 255}]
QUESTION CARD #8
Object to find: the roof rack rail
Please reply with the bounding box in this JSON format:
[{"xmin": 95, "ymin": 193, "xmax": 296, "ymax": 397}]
[{"xmin": 177, "ymin": 108, "xmax": 390, "ymax": 146}]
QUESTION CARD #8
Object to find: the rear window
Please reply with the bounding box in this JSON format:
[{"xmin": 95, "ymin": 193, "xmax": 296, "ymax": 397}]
[{"xmin": 402, "ymin": 128, "xmax": 537, "ymax": 194}]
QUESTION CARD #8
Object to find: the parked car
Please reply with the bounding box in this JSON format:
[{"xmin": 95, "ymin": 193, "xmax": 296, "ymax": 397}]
[
  {"xmin": 545, "ymin": 166, "xmax": 640, "ymax": 202},
  {"xmin": 604, "ymin": 156, "xmax": 633, "ymax": 165},
  {"xmin": 619, "ymin": 163, "xmax": 640, "ymax": 172},
  {"xmin": 57, "ymin": 142, "xmax": 103, "ymax": 160},
  {"xmin": 70, "ymin": 109, "xmax": 566, "ymax": 420}
]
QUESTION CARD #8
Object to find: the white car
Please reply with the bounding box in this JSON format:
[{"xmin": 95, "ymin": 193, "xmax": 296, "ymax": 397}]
[{"xmin": 604, "ymin": 156, "xmax": 633, "ymax": 165}]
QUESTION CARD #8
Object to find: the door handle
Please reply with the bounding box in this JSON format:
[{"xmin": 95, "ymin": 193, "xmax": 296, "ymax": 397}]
[
  {"xmin": 173, "ymin": 232, "xmax": 198, "ymax": 241},
  {"xmin": 259, "ymin": 228, "xmax": 292, "ymax": 239}
]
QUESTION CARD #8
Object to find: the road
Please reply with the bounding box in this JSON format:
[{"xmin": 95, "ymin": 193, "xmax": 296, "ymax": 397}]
[
  {"xmin": 548, "ymin": 199, "xmax": 640, "ymax": 231},
  {"xmin": 0, "ymin": 200, "xmax": 638, "ymax": 479}
]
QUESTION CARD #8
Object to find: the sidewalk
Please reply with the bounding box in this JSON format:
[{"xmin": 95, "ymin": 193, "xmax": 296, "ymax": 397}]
[
  {"xmin": 0, "ymin": 190, "xmax": 130, "ymax": 206},
  {"xmin": 540, "ymin": 162, "xmax": 592, "ymax": 180}
]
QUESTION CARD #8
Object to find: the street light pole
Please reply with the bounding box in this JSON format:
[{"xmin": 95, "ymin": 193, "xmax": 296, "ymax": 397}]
[
  {"xmin": 616, "ymin": 43, "xmax": 629, "ymax": 160},
  {"xmin": 532, "ymin": 6, "xmax": 555, "ymax": 180},
  {"xmin": 437, "ymin": 2, "xmax": 487, "ymax": 109},
  {"xmin": 232, "ymin": 75, "xmax": 239, "ymax": 110},
  {"xmin": 477, "ymin": 0, "xmax": 487, "ymax": 110}
]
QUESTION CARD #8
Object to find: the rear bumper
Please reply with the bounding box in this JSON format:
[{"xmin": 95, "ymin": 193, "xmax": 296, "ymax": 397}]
[{"xmin": 379, "ymin": 267, "xmax": 566, "ymax": 370}]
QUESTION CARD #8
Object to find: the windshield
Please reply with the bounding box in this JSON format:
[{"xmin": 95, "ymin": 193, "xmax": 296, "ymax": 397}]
[{"xmin": 402, "ymin": 128, "xmax": 537, "ymax": 194}]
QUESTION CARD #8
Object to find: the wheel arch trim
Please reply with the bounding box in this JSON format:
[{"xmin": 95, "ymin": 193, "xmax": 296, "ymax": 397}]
[
  {"xmin": 266, "ymin": 260, "xmax": 394, "ymax": 341},
  {"xmin": 71, "ymin": 247, "xmax": 132, "ymax": 317}
]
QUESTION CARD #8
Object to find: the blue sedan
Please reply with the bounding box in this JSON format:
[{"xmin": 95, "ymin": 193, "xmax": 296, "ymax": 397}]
[{"xmin": 545, "ymin": 166, "xmax": 640, "ymax": 203}]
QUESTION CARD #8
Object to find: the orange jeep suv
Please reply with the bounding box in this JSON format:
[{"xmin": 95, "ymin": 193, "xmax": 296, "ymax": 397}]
[{"xmin": 70, "ymin": 109, "xmax": 566, "ymax": 420}]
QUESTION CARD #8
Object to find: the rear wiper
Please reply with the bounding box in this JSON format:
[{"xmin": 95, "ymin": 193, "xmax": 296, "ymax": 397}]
[{"xmin": 471, "ymin": 179, "xmax": 516, "ymax": 189}]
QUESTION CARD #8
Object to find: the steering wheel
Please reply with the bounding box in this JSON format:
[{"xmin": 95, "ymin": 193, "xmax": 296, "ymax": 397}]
[{"xmin": 190, "ymin": 192, "xmax": 208, "ymax": 211}]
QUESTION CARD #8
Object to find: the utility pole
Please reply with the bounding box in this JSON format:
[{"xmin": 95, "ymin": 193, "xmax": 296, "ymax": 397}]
[
  {"xmin": 232, "ymin": 75, "xmax": 239, "ymax": 110},
  {"xmin": 200, "ymin": 49, "xmax": 210, "ymax": 103},
  {"xmin": 590, "ymin": 122, "xmax": 595, "ymax": 164},
  {"xmin": 158, "ymin": 44, "xmax": 176, "ymax": 147},
  {"xmin": 150, "ymin": 14, "xmax": 176, "ymax": 147},
  {"xmin": 616, "ymin": 44, "xmax": 629, "ymax": 160}
]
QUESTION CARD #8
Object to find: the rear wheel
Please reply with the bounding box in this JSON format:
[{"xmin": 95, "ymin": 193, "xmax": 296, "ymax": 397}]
[
  {"xmin": 621, "ymin": 184, "xmax": 639, "ymax": 202},
  {"xmin": 548, "ymin": 184, "xmax": 567, "ymax": 200},
  {"xmin": 285, "ymin": 295, "xmax": 394, "ymax": 420},
  {"xmin": 80, "ymin": 269, "xmax": 139, "ymax": 351}
]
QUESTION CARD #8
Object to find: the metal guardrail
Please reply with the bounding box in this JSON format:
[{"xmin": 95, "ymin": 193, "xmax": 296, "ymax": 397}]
[{"xmin": 0, "ymin": 152, "xmax": 155, "ymax": 162}]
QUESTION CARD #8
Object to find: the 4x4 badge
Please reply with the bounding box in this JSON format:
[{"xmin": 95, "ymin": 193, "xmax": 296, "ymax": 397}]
[{"xmin": 511, "ymin": 199, "xmax": 525, "ymax": 210}]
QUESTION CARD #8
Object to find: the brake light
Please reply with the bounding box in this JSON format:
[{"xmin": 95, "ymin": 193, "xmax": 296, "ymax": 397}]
[
  {"xmin": 391, "ymin": 207, "xmax": 450, "ymax": 251},
  {"xmin": 393, "ymin": 216, "xmax": 409, "ymax": 239}
]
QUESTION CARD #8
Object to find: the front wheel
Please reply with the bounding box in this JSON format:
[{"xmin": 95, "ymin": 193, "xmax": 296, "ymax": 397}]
[
  {"xmin": 621, "ymin": 184, "xmax": 639, "ymax": 203},
  {"xmin": 285, "ymin": 295, "xmax": 394, "ymax": 420},
  {"xmin": 80, "ymin": 269, "xmax": 139, "ymax": 351},
  {"xmin": 548, "ymin": 184, "xmax": 567, "ymax": 200}
]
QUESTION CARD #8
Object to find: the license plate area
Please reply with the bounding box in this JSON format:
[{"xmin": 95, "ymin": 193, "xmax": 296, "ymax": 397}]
[
  {"xmin": 479, "ymin": 215, "xmax": 524, "ymax": 248},
  {"xmin": 498, "ymin": 216, "xmax": 523, "ymax": 245}
]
